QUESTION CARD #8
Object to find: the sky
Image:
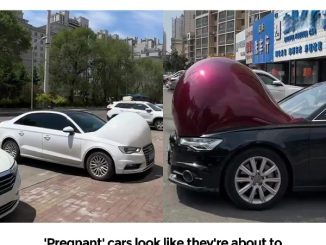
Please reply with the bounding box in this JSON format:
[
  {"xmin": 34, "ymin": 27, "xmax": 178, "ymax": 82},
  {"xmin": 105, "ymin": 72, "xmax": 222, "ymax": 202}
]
[
  {"xmin": 23, "ymin": 10, "xmax": 163, "ymax": 40},
  {"xmin": 163, "ymin": 10, "xmax": 183, "ymax": 52}
]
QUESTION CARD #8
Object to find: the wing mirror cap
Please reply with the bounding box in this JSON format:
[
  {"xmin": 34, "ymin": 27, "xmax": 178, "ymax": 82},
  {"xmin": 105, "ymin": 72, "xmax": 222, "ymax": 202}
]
[{"xmin": 63, "ymin": 126, "xmax": 75, "ymax": 135}]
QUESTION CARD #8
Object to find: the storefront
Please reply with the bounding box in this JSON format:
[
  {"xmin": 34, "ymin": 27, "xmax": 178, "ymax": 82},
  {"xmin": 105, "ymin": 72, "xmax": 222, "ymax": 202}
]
[{"xmin": 273, "ymin": 10, "xmax": 326, "ymax": 86}]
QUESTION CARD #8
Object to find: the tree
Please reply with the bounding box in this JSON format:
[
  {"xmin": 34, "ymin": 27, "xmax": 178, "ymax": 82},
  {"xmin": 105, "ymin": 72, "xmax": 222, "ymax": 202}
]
[
  {"xmin": 91, "ymin": 38, "xmax": 132, "ymax": 103},
  {"xmin": 130, "ymin": 58, "xmax": 163, "ymax": 103},
  {"xmin": 49, "ymin": 28, "xmax": 96, "ymax": 103},
  {"xmin": 163, "ymin": 49, "xmax": 188, "ymax": 72},
  {"xmin": 0, "ymin": 11, "xmax": 31, "ymax": 107}
]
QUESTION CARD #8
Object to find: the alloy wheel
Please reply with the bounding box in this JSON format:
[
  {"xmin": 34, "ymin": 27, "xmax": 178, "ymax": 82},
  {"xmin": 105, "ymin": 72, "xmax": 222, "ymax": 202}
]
[
  {"xmin": 155, "ymin": 119, "xmax": 163, "ymax": 131},
  {"xmin": 89, "ymin": 154, "xmax": 110, "ymax": 178},
  {"xmin": 3, "ymin": 141, "xmax": 18, "ymax": 159},
  {"xmin": 234, "ymin": 156, "xmax": 281, "ymax": 205}
]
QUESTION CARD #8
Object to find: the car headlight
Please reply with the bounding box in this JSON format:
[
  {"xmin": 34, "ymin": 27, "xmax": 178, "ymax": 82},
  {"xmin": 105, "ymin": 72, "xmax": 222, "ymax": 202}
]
[
  {"xmin": 119, "ymin": 146, "xmax": 142, "ymax": 154},
  {"xmin": 10, "ymin": 161, "xmax": 18, "ymax": 175},
  {"xmin": 179, "ymin": 138, "xmax": 223, "ymax": 151}
]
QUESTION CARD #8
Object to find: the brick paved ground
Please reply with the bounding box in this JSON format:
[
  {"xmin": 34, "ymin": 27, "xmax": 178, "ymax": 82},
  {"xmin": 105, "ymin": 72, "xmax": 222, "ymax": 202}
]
[{"xmin": 2, "ymin": 112, "xmax": 163, "ymax": 222}]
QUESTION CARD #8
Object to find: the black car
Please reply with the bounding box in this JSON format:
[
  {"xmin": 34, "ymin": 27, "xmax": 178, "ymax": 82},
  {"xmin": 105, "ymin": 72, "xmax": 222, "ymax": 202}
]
[{"xmin": 169, "ymin": 58, "xmax": 326, "ymax": 210}]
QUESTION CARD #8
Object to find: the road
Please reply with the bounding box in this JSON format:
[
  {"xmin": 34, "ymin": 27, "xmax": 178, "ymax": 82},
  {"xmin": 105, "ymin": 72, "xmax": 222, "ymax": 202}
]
[
  {"xmin": 163, "ymin": 88, "xmax": 326, "ymax": 222},
  {"xmin": 1, "ymin": 109, "xmax": 163, "ymax": 222}
]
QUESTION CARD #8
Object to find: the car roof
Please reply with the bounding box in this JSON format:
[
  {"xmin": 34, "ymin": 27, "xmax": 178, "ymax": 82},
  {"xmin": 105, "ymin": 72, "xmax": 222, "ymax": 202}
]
[{"xmin": 113, "ymin": 101, "xmax": 149, "ymax": 104}]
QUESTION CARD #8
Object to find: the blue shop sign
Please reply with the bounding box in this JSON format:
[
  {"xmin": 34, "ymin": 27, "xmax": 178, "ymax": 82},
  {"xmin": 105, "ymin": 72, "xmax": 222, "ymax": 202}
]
[{"xmin": 253, "ymin": 13, "xmax": 274, "ymax": 64}]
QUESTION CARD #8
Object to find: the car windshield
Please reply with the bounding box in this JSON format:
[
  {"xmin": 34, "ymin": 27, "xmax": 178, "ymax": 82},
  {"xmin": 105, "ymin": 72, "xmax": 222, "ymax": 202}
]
[
  {"xmin": 147, "ymin": 103, "xmax": 162, "ymax": 111},
  {"xmin": 279, "ymin": 83, "xmax": 326, "ymax": 118},
  {"xmin": 66, "ymin": 111, "xmax": 106, "ymax": 133}
]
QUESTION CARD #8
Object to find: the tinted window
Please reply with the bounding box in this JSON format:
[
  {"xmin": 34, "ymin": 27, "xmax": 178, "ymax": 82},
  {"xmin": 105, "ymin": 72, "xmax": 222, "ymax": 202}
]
[
  {"xmin": 115, "ymin": 103, "xmax": 132, "ymax": 109},
  {"xmin": 15, "ymin": 113, "xmax": 78, "ymax": 131},
  {"xmin": 66, "ymin": 112, "xmax": 105, "ymax": 133},
  {"xmin": 257, "ymin": 73, "xmax": 275, "ymax": 86},
  {"xmin": 132, "ymin": 104, "xmax": 148, "ymax": 110}
]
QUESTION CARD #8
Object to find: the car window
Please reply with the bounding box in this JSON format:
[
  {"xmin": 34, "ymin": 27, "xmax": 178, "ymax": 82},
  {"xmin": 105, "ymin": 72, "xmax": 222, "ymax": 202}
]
[
  {"xmin": 115, "ymin": 103, "xmax": 133, "ymax": 109},
  {"xmin": 66, "ymin": 112, "xmax": 105, "ymax": 133},
  {"xmin": 146, "ymin": 103, "xmax": 162, "ymax": 111},
  {"xmin": 257, "ymin": 73, "xmax": 275, "ymax": 86},
  {"xmin": 15, "ymin": 113, "xmax": 79, "ymax": 132},
  {"xmin": 280, "ymin": 83, "xmax": 326, "ymax": 119},
  {"xmin": 132, "ymin": 103, "xmax": 148, "ymax": 110},
  {"xmin": 315, "ymin": 110, "xmax": 326, "ymax": 120}
]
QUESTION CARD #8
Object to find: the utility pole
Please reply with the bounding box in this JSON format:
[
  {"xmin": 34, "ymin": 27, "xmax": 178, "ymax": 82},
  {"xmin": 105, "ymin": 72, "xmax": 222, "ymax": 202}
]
[{"xmin": 43, "ymin": 10, "xmax": 51, "ymax": 93}]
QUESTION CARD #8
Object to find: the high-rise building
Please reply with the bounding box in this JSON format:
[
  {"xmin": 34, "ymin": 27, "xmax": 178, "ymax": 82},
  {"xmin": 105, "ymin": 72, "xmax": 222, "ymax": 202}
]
[
  {"xmin": 183, "ymin": 11, "xmax": 196, "ymax": 63},
  {"xmin": 216, "ymin": 10, "xmax": 246, "ymax": 58},
  {"xmin": 45, "ymin": 11, "xmax": 89, "ymax": 34},
  {"xmin": 194, "ymin": 11, "xmax": 218, "ymax": 61},
  {"xmin": 171, "ymin": 15, "xmax": 184, "ymax": 54},
  {"xmin": 247, "ymin": 10, "xmax": 272, "ymax": 27},
  {"xmin": 14, "ymin": 11, "xmax": 47, "ymax": 75}
]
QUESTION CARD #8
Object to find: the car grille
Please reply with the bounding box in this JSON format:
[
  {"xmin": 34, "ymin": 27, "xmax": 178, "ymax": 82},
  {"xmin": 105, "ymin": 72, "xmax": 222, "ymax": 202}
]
[
  {"xmin": 0, "ymin": 171, "xmax": 16, "ymax": 195},
  {"xmin": 143, "ymin": 143, "xmax": 155, "ymax": 165},
  {"xmin": 0, "ymin": 200, "xmax": 17, "ymax": 216}
]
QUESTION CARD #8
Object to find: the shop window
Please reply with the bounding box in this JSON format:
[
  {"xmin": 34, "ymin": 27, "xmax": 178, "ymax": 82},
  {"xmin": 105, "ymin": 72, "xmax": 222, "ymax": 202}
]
[{"xmin": 295, "ymin": 60, "xmax": 318, "ymax": 86}]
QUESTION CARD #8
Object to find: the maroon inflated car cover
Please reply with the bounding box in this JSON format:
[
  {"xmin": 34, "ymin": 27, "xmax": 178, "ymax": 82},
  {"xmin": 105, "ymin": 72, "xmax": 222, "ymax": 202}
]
[{"xmin": 172, "ymin": 58, "xmax": 297, "ymax": 137}]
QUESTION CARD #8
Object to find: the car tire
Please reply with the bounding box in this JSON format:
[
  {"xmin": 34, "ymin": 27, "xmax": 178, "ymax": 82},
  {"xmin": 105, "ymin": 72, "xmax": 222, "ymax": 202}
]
[
  {"xmin": 224, "ymin": 147, "xmax": 288, "ymax": 210},
  {"xmin": 154, "ymin": 118, "xmax": 163, "ymax": 131},
  {"xmin": 2, "ymin": 139, "xmax": 20, "ymax": 161},
  {"xmin": 86, "ymin": 151, "xmax": 115, "ymax": 181}
]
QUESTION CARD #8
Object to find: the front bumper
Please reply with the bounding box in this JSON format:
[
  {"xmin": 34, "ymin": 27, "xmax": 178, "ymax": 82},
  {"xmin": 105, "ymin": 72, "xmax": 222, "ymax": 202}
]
[
  {"xmin": 168, "ymin": 134, "xmax": 226, "ymax": 192},
  {"xmin": 0, "ymin": 171, "xmax": 21, "ymax": 219},
  {"xmin": 115, "ymin": 143, "xmax": 155, "ymax": 174}
]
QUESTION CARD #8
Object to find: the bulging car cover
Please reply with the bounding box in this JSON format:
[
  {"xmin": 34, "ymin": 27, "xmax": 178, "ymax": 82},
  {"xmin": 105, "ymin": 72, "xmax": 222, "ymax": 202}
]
[
  {"xmin": 93, "ymin": 112, "xmax": 152, "ymax": 147},
  {"xmin": 172, "ymin": 57, "xmax": 296, "ymax": 137}
]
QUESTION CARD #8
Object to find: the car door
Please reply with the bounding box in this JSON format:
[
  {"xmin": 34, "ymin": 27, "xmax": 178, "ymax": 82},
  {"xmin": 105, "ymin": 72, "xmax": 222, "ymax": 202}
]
[
  {"xmin": 308, "ymin": 110, "xmax": 326, "ymax": 187},
  {"xmin": 12, "ymin": 113, "xmax": 44, "ymax": 158},
  {"xmin": 257, "ymin": 73, "xmax": 285, "ymax": 101},
  {"xmin": 132, "ymin": 103, "xmax": 152, "ymax": 122},
  {"xmin": 38, "ymin": 113, "xmax": 82, "ymax": 166}
]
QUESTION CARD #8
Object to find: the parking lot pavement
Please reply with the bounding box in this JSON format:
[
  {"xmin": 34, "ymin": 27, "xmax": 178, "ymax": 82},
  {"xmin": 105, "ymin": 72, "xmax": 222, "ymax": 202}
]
[
  {"xmin": 163, "ymin": 88, "xmax": 326, "ymax": 222},
  {"xmin": 1, "ymin": 110, "xmax": 163, "ymax": 222}
]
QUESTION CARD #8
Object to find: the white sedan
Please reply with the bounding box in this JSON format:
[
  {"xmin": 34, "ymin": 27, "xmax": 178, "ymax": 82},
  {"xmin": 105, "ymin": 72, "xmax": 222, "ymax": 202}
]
[
  {"xmin": 0, "ymin": 149, "xmax": 21, "ymax": 219},
  {"xmin": 253, "ymin": 69, "xmax": 303, "ymax": 101},
  {"xmin": 0, "ymin": 111, "xmax": 155, "ymax": 181}
]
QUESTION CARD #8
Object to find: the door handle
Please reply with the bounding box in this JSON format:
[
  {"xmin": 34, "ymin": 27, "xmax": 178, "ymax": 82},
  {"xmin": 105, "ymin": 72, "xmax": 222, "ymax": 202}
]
[
  {"xmin": 44, "ymin": 135, "xmax": 51, "ymax": 141},
  {"xmin": 18, "ymin": 131, "xmax": 24, "ymax": 136}
]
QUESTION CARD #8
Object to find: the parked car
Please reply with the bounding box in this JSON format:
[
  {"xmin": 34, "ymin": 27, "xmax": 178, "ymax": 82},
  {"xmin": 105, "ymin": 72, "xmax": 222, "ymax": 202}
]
[
  {"xmin": 0, "ymin": 111, "xmax": 155, "ymax": 181},
  {"xmin": 155, "ymin": 104, "xmax": 163, "ymax": 109},
  {"xmin": 0, "ymin": 149, "xmax": 20, "ymax": 219},
  {"xmin": 107, "ymin": 101, "xmax": 163, "ymax": 131},
  {"xmin": 166, "ymin": 70, "xmax": 185, "ymax": 90},
  {"xmin": 253, "ymin": 69, "xmax": 302, "ymax": 101},
  {"xmin": 169, "ymin": 57, "xmax": 326, "ymax": 210}
]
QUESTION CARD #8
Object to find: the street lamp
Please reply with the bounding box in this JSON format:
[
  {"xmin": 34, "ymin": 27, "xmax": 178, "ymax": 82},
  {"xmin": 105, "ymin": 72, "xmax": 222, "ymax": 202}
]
[{"xmin": 31, "ymin": 36, "xmax": 47, "ymax": 110}]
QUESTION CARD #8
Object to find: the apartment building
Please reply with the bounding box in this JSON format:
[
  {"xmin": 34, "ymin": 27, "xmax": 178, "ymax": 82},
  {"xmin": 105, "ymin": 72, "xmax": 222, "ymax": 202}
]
[{"xmin": 216, "ymin": 10, "xmax": 246, "ymax": 58}]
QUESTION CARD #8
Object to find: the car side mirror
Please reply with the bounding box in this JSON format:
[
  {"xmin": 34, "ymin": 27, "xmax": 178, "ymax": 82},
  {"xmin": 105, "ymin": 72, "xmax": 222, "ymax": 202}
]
[
  {"xmin": 272, "ymin": 80, "xmax": 283, "ymax": 86},
  {"xmin": 63, "ymin": 126, "xmax": 75, "ymax": 135},
  {"xmin": 145, "ymin": 108, "xmax": 152, "ymax": 113}
]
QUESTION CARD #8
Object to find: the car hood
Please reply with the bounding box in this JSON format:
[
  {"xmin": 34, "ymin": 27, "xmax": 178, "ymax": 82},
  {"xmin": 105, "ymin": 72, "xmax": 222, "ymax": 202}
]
[
  {"xmin": 90, "ymin": 112, "xmax": 152, "ymax": 147},
  {"xmin": 172, "ymin": 58, "xmax": 302, "ymax": 137},
  {"xmin": 0, "ymin": 150, "xmax": 14, "ymax": 173}
]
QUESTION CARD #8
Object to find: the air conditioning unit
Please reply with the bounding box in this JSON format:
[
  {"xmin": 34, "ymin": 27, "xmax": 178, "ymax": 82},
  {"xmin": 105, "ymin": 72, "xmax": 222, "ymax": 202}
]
[{"xmin": 187, "ymin": 32, "xmax": 191, "ymax": 40}]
